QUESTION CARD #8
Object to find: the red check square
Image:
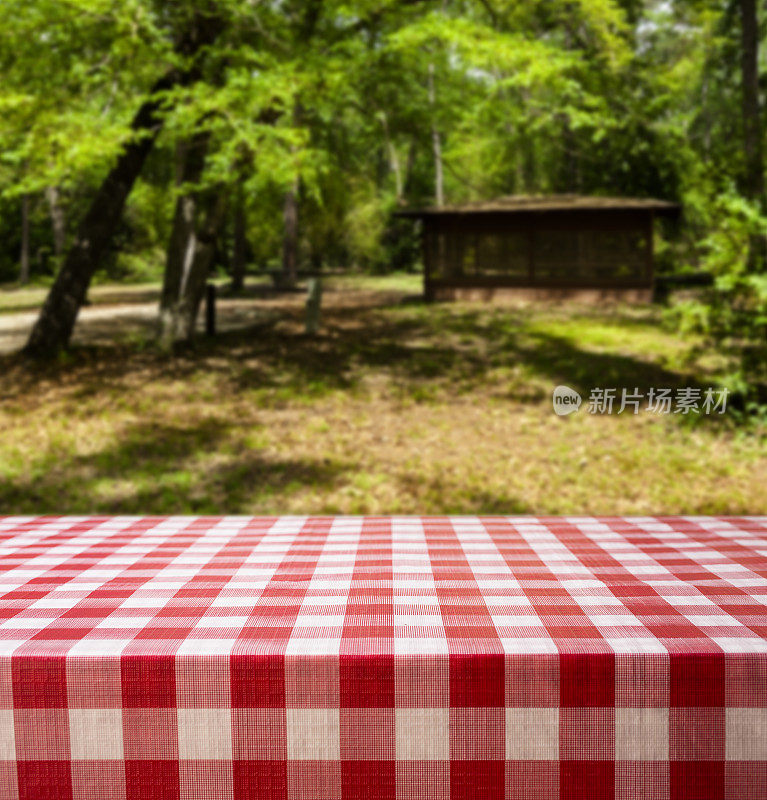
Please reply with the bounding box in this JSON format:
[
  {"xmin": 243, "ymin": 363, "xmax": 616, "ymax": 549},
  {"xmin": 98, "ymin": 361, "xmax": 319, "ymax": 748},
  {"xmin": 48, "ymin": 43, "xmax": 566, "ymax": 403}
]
[
  {"xmin": 560, "ymin": 760, "xmax": 614, "ymax": 800},
  {"xmin": 14, "ymin": 708, "xmax": 70, "ymax": 760},
  {"xmin": 125, "ymin": 759, "xmax": 179, "ymax": 800},
  {"xmin": 341, "ymin": 759, "xmax": 396, "ymax": 799},
  {"xmin": 396, "ymin": 761, "xmax": 449, "ymax": 800},
  {"xmin": 121, "ymin": 655, "xmax": 176, "ymax": 709},
  {"xmin": 340, "ymin": 654, "xmax": 395, "ymax": 708},
  {"xmin": 341, "ymin": 707, "xmax": 395, "ymax": 760},
  {"xmin": 70, "ymin": 761, "xmax": 126, "ymax": 800},
  {"xmin": 233, "ymin": 760, "xmax": 288, "ymax": 800},
  {"xmin": 670, "ymin": 653, "xmax": 725, "ymax": 707},
  {"xmin": 450, "ymin": 707, "xmax": 505, "ymax": 760},
  {"xmin": 560, "ymin": 707, "xmax": 615, "ymax": 761},
  {"xmin": 17, "ymin": 760, "xmax": 72, "ymax": 800},
  {"xmin": 450, "ymin": 760, "xmax": 505, "ymax": 800},
  {"xmin": 505, "ymin": 760, "xmax": 559, "ymax": 800},
  {"xmin": 450, "ymin": 653, "xmax": 504, "ymax": 707},
  {"xmin": 231, "ymin": 654, "xmax": 285, "ymax": 708},
  {"xmin": 670, "ymin": 707, "xmax": 725, "ymax": 761},
  {"xmin": 122, "ymin": 709, "xmax": 178, "ymax": 760},
  {"xmin": 13, "ymin": 654, "xmax": 68, "ymax": 708},
  {"xmin": 669, "ymin": 761, "xmax": 725, "ymax": 800}
]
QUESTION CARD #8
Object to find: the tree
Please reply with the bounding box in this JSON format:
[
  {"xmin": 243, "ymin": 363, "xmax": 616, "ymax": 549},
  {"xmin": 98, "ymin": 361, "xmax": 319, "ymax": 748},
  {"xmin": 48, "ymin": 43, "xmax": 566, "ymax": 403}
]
[
  {"xmin": 158, "ymin": 133, "xmax": 211, "ymax": 347},
  {"xmin": 5, "ymin": 0, "xmax": 763, "ymax": 392},
  {"xmin": 20, "ymin": 8, "xmax": 223, "ymax": 357},
  {"xmin": 739, "ymin": 0, "xmax": 765, "ymax": 271},
  {"xmin": 45, "ymin": 186, "xmax": 66, "ymax": 260}
]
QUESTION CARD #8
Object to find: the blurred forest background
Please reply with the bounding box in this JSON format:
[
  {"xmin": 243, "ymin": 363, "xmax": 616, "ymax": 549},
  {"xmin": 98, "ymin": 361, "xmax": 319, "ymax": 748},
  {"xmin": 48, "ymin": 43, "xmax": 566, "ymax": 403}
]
[{"xmin": 0, "ymin": 0, "xmax": 765, "ymax": 515}]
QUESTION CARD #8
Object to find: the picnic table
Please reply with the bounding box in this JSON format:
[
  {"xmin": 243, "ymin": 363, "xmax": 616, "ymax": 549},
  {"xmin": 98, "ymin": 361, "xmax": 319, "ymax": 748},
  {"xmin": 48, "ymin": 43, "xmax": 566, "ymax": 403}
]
[{"xmin": 0, "ymin": 515, "xmax": 765, "ymax": 799}]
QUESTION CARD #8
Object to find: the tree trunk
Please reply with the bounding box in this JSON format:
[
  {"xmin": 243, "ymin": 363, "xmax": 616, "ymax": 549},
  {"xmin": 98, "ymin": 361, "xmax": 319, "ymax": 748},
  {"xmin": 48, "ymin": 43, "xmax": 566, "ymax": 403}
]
[
  {"xmin": 231, "ymin": 178, "xmax": 247, "ymax": 291},
  {"xmin": 158, "ymin": 134, "xmax": 228, "ymax": 346},
  {"xmin": 158, "ymin": 134, "xmax": 209, "ymax": 348},
  {"xmin": 277, "ymin": 6, "xmax": 320, "ymax": 289},
  {"xmin": 19, "ymin": 194, "xmax": 30, "ymax": 285},
  {"xmin": 428, "ymin": 63, "xmax": 444, "ymax": 207},
  {"xmin": 380, "ymin": 112, "xmax": 403, "ymax": 202},
  {"xmin": 23, "ymin": 16, "xmax": 222, "ymax": 358},
  {"xmin": 175, "ymin": 191, "xmax": 227, "ymax": 342},
  {"xmin": 402, "ymin": 140, "xmax": 417, "ymax": 201},
  {"xmin": 740, "ymin": 0, "xmax": 766, "ymax": 270},
  {"xmin": 45, "ymin": 186, "xmax": 66, "ymax": 258},
  {"xmin": 281, "ymin": 177, "xmax": 299, "ymax": 287}
]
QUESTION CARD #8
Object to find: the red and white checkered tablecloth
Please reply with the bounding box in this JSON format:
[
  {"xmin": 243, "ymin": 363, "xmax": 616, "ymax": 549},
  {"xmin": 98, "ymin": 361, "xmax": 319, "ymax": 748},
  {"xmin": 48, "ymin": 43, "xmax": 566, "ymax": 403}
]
[{"xmin": 0, "ymin": 516, "xmax": 766, "ymax": 800}]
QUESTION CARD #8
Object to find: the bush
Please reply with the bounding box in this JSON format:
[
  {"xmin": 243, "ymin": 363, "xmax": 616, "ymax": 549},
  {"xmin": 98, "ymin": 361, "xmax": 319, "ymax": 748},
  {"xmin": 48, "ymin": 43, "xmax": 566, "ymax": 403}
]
[{"xmin": 667, "ymin": 191, "xmax": 767, "ymax": 409}]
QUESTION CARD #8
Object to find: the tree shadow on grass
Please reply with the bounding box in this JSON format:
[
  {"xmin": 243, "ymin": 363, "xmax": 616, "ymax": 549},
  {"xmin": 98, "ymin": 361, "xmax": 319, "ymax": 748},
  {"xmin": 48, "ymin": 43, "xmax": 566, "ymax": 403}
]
[
  {"xmin": 0, "ymin": 413, "xmax": 532, "ymax": 515},
  {"xmin": 0, "ymin": 419, "xmax": 348, "ymax": 515},
  {"xmin": 0, "ymin": 297, "xmax": 725, "ymax": 421},
  {"xmin": 396, "ymin": 472, "xmax": 532, "ymax": 514},
  {"xmin": 220, "ymin": 304, "xmax": 716, "ymax": 411}
]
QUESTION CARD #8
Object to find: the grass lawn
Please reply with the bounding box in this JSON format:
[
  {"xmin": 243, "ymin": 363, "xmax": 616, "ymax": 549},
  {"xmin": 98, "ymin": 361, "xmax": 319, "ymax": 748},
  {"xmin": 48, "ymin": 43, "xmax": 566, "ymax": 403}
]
[{"xmin": 0, "ymin": 273, "xmax": 764, "ymax": 515}]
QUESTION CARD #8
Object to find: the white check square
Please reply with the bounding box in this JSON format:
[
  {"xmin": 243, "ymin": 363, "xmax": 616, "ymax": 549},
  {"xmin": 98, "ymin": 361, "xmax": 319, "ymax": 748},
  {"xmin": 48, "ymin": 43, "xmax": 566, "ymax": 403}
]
[
  {"xmin": 69, "ymin": 709, "xmax": 123, "ymax": 760},
  {"xmin": 726, "ymin": 708, "xmax": 767, "ymax": 760},
  {"xmin": 396, "ymin": 708, "xmax": 449, "ymax": 760},
  {"xmin": 0, "ymin": 709, "xmax": 15, "ymax": 759},
  {"xmin": 505, "ymin": 708, "xmax": 558, "ymax": 759},
  {"xmin": 286, "ymin": 708, "xmax": 340, "ymax": 760},
  {"xmin": 615, "ymin": 708, "xmax": 668, "ymax": 761},
  {"xmin": 178, "ymin": 708, "xmax": 232, "ymax": 760}
]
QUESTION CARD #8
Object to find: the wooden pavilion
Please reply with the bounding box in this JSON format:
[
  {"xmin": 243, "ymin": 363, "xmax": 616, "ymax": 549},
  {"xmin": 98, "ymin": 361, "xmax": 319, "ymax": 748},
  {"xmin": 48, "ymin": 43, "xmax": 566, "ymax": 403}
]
[{"xmin": 398, "ymin": 195, "xmax": 680, "ymax": 302}]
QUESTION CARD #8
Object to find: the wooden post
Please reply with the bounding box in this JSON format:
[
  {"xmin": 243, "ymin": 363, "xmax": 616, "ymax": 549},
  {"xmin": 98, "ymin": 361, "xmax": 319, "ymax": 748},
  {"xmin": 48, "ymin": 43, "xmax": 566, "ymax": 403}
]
[
  {"xmin": 305, "ymin": 277, "xmax": 322, "ymax": 335},
  {"xmin": 645, "ymin": 212, "xmax": 654, "ymax": 285},
  {"xmin": 423, "ymin": 221, "xmax": 433, "ymax": 301},
  {"xmin": 205, "ymin": 283, "xmax": 216, "ymax": 336},
  {"xmin": 527, "ymin": 227, "xmax": 536, "ymax": 282}
]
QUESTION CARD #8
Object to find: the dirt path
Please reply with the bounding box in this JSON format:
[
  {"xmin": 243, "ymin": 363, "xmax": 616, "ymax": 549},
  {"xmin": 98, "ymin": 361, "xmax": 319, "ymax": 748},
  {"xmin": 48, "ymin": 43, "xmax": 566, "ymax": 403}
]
[
  {"xmin": 0, "ymin": 292, "xmax": 306, "ymax": 354},
  {"xmin": 0, "ymin": 282, "xmax": 411, "ymax": 354}
]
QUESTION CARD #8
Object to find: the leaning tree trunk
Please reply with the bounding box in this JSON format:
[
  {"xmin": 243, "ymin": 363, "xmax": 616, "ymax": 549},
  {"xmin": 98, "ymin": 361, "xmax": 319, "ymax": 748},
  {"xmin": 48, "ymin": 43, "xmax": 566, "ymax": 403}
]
[
  {"xmin": 23, "ymin": 16, "xmax": 222, "ymax": 358},
  {"xmin": 740, "ymin": 0, "xmax": 766, "ymax": 271},
  {"xmin": 19, "ymin": 194, "xmax": 30, "ymax": 285}
]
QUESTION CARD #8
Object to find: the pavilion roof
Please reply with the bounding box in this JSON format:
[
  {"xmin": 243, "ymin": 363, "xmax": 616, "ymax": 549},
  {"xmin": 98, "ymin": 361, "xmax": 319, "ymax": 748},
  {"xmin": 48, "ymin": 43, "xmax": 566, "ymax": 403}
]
[{"xmin": 397, "ymin": 194, "xmax": 680, "ymax": 217}]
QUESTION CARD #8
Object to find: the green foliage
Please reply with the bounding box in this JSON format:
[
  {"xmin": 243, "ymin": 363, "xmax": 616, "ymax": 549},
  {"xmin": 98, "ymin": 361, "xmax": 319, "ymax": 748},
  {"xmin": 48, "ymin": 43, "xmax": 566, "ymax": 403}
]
[
  {"xmin": 0, "ymin": 0, "xmax": 765, "ymax": 400},
  {"xmin": 663, "ymin": 188, "xmax": 767, "ymax": 407}
]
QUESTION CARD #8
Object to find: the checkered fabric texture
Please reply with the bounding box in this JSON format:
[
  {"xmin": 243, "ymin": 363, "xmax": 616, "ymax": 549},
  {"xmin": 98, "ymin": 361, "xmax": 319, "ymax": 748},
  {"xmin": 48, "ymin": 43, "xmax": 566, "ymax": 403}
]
[{"xmin": 0, "ymin": 516, "xmax": 765, "ymax": 800}]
